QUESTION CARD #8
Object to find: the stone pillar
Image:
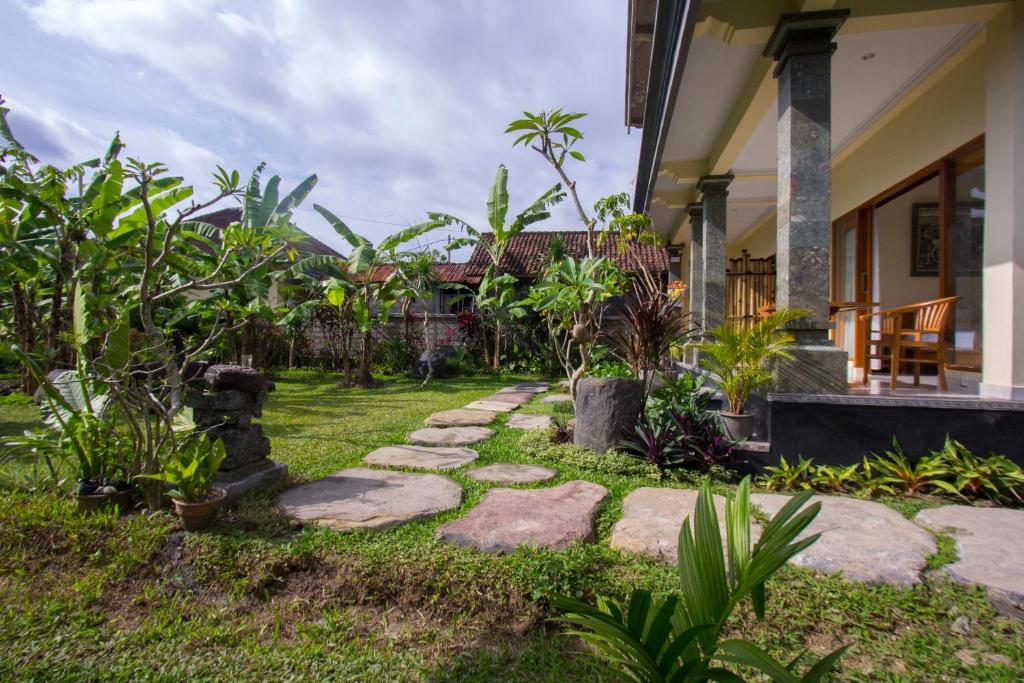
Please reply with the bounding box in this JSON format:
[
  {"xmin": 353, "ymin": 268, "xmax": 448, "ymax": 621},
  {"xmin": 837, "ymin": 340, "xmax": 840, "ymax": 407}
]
[
  {"xmin": 764, "ymin": 10, "xmax": 849, "ymax": 394},
  {"xmin": 686, "ymin": 203, "xmax": 704, "ymax": 328},
  {"xmin": 697, "ymin": 175, "xmax": 732, "ymax": 332}
]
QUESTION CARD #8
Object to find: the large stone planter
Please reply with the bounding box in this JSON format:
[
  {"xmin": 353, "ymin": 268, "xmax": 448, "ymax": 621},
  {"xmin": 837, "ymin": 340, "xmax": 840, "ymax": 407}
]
[{"xmin": 573, "ymin": 377, "xmax": 644, "ymax": 453}]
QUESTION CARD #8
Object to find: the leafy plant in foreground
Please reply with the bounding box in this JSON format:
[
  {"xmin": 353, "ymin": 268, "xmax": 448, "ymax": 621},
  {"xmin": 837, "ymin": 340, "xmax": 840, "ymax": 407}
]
[
  {"xmin": 930, "ymin": 437, "xmax": 1024, "ymax": 503},
  {"xmin": 756, "ymin": 456, "xmax": 815, "ymax": 492},
  {"xmin": 552, "ymin": 478, "xmax": 847, "ymax": 681},
  {"xmin": 137, "ymin": 435, "xmax": 226, "ymax": 503},
  {"xmin": 867, "ymin": 440, "xmax": 950, "ymax": 496}
]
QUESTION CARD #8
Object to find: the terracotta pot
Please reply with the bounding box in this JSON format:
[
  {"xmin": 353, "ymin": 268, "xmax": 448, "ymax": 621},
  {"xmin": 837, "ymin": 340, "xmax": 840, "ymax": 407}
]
[
  {"xmin": 718, "ymin": 411, "xmax": 754, "ymax": 441},
  {"xmin": 172, "ymin": 488, "xmax": 226, "ymax": 532},
  {"xmin": 75, "ymin": 493, "xmax": 110, "ymax": 513}
]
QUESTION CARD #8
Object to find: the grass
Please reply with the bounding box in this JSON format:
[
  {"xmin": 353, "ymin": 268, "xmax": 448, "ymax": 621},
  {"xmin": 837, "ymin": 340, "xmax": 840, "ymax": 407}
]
[{"xmin": 0, "ymin": 372, "xmax": 1022, "ymax": 681}]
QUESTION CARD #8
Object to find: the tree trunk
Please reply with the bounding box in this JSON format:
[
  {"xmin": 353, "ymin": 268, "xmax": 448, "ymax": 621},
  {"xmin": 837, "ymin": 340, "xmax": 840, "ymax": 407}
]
[
  {"xmin": 422, "ymin": 311, "xmax": 433, "ymax": 385},
  {"xmin": 12, "ymin": 282, "xmax": 38, "ymax": 394},
  {"xmin": 491, "ymin": 320, "xmax": 501, "ymax": 370},
  {"xmin": 359, "ymin": 329, "xmax": 372, "ymax": 385},
  {"xmin": 45, "ymin": 237, "xmax": 71, "ymax": 371},
  {"xmin": 288, "ymin": 336, "xmax": 296, "ymax": 369}
]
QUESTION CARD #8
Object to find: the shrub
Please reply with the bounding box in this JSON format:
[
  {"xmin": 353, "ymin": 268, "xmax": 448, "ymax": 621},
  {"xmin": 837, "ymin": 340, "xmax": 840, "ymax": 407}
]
[
  {"xmin": 518, "ymin": 431, "xmax": 661, "ymax": 480},
  {"xmin": 374, "ymin": 334, "xmax": 415, "ymax": 376}
]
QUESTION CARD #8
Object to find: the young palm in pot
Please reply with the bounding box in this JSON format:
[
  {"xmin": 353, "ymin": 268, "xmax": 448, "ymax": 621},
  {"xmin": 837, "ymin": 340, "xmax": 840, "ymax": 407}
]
[
  {"xmin": 695, "ymin": 309, "xmax": 808, "ymax": 441},
  {"xmin": 139, "ymin": 436, "xmax": 227, "ymax": 531}
]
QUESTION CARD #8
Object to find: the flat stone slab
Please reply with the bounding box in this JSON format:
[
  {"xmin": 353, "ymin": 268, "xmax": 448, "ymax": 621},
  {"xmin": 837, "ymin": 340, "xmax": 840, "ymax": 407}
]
[
  {"xmin": 363, "ymin": 445, "xmax": 478, "ymax": 471},
  {"xmin": 541, "ymin": 393, "xmax": 573, "ymax": 403},
  {"xmin": 216, "ymin": 460, "xmax": 288, "ymax": 505},
  {"xmin": 464, "ymin": 400, "xmax": 518, "ymax": 413},
  {"xmin": 506, "ymin": 382, "xmax": 549, "ymax": 394},
  {"xmin": 482, "ymin": 392, "xmax": 534, "ymax": 405},
  {"xmin": 751, "ymin": 494, "xmax": 936, "ymax": 587},
  {"xmin": 424, "ymin": 408, "xmax": 497, "ymax": 427},
  {"xmin": 277, "ymin": 468, "xmax": 461, "ymax": 531},
  {"xmin": 438, "ymin": 480, "xmax": 608, "ymax": 553},
  {"xmin": 506, "ymin": 413, "xmax": 553, "ymax": 430},
  {"xmin": 916, "ymin": 505, "xmax": 1024, "ymax": 602},
  {"xmin": 611, "ymin": 488, "xmax": 758, "ymax": 564},
  {"xmin": 407, "ymin": 426, "xmax": 494, "ymax": 446},
  {"xmin": 466, "ymin": 463, "xmax": 557, "ymax": 484}
]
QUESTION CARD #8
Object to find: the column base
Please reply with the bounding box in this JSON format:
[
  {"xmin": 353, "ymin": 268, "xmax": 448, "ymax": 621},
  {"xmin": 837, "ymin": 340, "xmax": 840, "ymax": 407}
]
[
  {"xmin": 772, "ymin": 344, "xmax": 848, "ymax": 394},
  {"xmin": 979, "ymin": 383, "xmax": 1024, "ymax": 401}
]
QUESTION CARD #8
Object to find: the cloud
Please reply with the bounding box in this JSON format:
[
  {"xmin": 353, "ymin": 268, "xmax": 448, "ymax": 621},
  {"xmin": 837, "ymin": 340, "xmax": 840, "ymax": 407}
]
[{"xmin": 9, "ymin": 0, "xmax": 641, "ymax": 254}]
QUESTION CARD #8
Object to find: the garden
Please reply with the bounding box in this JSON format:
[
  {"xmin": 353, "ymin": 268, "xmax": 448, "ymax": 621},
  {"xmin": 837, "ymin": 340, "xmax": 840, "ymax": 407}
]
[{"xmin": 2, "ymin": 99, "xmax": 1023, "ymax": 681}]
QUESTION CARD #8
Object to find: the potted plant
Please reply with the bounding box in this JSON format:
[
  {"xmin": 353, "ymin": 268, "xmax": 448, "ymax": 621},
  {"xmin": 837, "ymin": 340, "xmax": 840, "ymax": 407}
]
[
  {"xmin": 695, "ymin": 309, "xmax": 808, "ymax": 441},
  {"xmin": 139, "ymin": 435, "xmax": 227, "ymax": 531}
]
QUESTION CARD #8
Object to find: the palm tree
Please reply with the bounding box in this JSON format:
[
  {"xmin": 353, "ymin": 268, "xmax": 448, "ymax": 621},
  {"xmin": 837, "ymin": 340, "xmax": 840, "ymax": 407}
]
[
  {"xmin": 389, "ymin": 250, "xmax": 443, "ymax": 383},
  {"xmin": 429, "ymin": 164, "xmax": 564, "ymax": 368}
]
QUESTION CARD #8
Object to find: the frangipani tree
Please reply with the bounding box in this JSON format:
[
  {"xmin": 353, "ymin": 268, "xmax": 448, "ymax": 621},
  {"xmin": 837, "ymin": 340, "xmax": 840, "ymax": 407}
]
[
  {"xmin": 313, "ymin": 205, "xmax": 442, "ymax": 385},
  {"xmin": 429, "ymin": 164, "xmax": 564, "ymax": 368}
]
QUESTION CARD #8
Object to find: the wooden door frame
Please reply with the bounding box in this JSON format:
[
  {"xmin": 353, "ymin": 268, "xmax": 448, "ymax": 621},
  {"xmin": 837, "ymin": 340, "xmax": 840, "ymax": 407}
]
[{"xmin": 831, "ymin": 207, "xmax": 873, "ymax": 368}]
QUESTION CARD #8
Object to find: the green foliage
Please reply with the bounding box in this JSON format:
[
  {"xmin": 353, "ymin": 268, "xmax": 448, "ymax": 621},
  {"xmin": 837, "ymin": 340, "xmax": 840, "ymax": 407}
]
[
  {"xmin": 552, "ymin": 478, "xmax": 846, "ymax": 682},
  {"xmin": 758, "ymin": 437, "xmax": 1024, "ymax": 504},
  {"xmin": 695, "ymin": 310, "xmax": 809, "ymax": 414},
  {"xmin": 506, "ymin": 109, "xmax": 587, "ymax": 165},
  {"xmin": 137, "ymin": 435, "xmax": 226, "ymax": 503},
  {"xmin": 519, "ymin": 432, "xmax": 662, "ymax": 481},
  {"xmin": 374, "ymin": 334, "xmax": 415, "ymax": 376},
  {"xmin": 587, "ymin": 360, "xmax": 634, "ymax": 378}
]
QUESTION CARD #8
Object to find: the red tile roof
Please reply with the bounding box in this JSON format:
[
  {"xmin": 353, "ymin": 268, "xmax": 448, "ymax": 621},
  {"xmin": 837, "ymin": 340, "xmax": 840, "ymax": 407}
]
[
  {"xmin": 194, "ymin": 207, "xmax": 343, "ymax": 258},
  {"xmin": 352, "ymin": 262, "xmax": 467, "ymax": 284},
  {"xmin": 463, "ymin": 231, "xmax": 669, "ymax": 280}
]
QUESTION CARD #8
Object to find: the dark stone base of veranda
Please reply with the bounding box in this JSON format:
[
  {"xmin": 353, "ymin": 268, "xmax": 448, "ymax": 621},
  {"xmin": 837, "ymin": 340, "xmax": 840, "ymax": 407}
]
[
  {"xmin": 215, "ymin": 459, "xmax": 288, "ymax": 504},
  {"xmin": 764, "ymin": 394, "xmax": 1024, "ymax": 467}
]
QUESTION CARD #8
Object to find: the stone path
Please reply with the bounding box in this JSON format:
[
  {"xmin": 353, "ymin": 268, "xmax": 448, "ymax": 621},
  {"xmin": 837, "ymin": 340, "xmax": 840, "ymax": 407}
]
[
  {"xmin": 464, "ymin": 400, "xmax": 518, "ymax": 413},
  {"xmin": 363, "ymin": 445, "xmax": 478, "ymax": 471},
  {"xmin": 506, "ymin": 413, "xmax": 553, "ymax": 430},
  {"xmin": 916, "ymin": 505, "xmax": 1024, "ymax": 603},
  {"xmin": 466, "ymin": 463, "xmax": 557, "ymax": 484},
  {"xmin": 424, "ymin": 408, "xmax": 497, "ymax": 427},
  {"xmin": 437, "ymin": 480, "xmax": 608, "ymax": 553},
  {"xmin": 611, "ymin": 488, "xmax": 759, "ymax": 564},
  {"xmin": 503, "ymin": 382, "xmax": 549, "ymax": 394},
  {"xmin": 276, "ymin": 468, "xmax": 461, "ymax": 531},
  {"xmin": 541, "ymin": 393, "xmax": 573, "ymax": 404},
  {"xmin": 407, "ymin": 426, "xmax": 494, "ymax": 446},
  {"xmin": 481, "ymin": 391, "xmax": 533, "ymax": 405}
]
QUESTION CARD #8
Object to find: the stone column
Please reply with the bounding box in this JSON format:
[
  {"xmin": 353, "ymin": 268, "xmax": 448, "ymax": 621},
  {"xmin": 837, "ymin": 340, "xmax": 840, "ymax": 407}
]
[
  {"xmin": 697, "ymin": 175, "xmax": 732, "ymax": 332},
  {"xmin": 764, "ymin": 10, "xmax": 849, "ymax": 394},
  {"xmin": 685, "ymin": 203, "xmax": 704, "ymax": 328}
]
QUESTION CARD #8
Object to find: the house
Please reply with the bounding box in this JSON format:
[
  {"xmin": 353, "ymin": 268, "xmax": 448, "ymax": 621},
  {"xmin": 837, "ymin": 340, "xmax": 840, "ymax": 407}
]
[
  {"xmin": 194, "ymin": 207, "xmax": 343, "ymax": 259},
  {"xmin": 462, "ymin": 230, "xmax": 671, "ymax": 285},
  {"xmin": 627, "ymin": 0, "xmax": 1024, "ymax": 462}
]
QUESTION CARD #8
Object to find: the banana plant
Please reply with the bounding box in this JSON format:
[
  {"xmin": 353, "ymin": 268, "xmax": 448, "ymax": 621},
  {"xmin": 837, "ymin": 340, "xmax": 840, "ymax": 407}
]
[
  {"xmin": 313, "ymin": 206, "xmax": 443, "ymax": 385},
  {"xmin": 429, "ymin": 164, "xmax": 564, "ymax": 368},
  {"xmin": 552, "ymin": 478, "xmax": 848, "ymax": 682}
]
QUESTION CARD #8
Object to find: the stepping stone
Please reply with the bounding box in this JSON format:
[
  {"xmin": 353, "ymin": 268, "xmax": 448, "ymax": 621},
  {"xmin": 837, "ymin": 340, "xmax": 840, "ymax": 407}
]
[
  {"xmin": 466, "ymin": 463, "xmax": 557, "ymax": 484},
  {"xmin": 751, "ymin": 494, "xmax": 936, "ymax": 587},
  {"xmin": 277, "ymin": 468, "xmax": 461, "ymax": 531},
  {"xmin": 915, "ymin": 505, "xmax": 1024, "ymax": 602},
  {"xmin": 483, "ymin": 392, "xmax": 534, "ymax": 405},
  {"xmin": 507, "ymin": 382, "xmax": 549, "ymax": 394},
  {"xmin": 541, "ymin": 393, "xmax": 573, "ymax": 404},
  {"xmin": 363, "ymin": 445, "xmax": 478, "ymax": 470},
  {"xmin": 611, "ymin": 488, "xmax": 760, "ymax": 564},
  {"xmin": 424, "ymin": 408, "xmax": 497, "ymax": 427},
  {"xmin": 506, "ymin": 413, "xmax": 553, "ymax": 430},
  {"xmin": 407, "ymin": 426, "xmax": 494, "ymax": 446},
  {"xmin": 464, "ymin": 400, "xmax": 518, "ymax": 413},
  {"xmin": 437, "ymin": 480, "xmax": 608, "ymax": 553}
]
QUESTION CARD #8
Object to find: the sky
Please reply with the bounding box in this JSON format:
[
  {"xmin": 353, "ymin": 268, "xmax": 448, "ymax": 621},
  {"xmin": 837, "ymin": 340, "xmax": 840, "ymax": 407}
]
[{"xmin": 2, "ymin": 0, "xmax": 642, "ymax": 259}]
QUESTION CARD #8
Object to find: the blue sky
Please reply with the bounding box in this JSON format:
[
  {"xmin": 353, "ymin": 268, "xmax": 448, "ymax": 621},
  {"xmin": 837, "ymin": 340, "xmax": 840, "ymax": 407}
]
[{"xmin": 3, "ymin": 0, "xmax": 641, "ymax": 258}]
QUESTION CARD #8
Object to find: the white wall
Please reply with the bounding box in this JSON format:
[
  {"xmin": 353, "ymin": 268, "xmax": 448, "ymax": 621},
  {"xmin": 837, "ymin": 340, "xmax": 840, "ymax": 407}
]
[{"xmin": 872, "ymin": 177, "xmax": 940, "ymax": 310}]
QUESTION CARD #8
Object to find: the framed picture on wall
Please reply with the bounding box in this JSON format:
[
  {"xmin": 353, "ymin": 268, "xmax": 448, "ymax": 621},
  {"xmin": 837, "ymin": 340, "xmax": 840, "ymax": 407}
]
[{"xmin": 911, "ymin": 203, "xmax": 984, "ymax": 277}]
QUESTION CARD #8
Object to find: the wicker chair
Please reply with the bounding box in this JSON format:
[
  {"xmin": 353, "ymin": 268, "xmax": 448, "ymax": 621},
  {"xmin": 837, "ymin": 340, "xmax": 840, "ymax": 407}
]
[{"xmin": 859, "ymin": 296, "xmax": 960, "ymax": 390}]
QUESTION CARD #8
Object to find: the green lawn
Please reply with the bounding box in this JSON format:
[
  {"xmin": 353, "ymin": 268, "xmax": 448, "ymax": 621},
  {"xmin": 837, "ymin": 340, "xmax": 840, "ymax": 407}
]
[{"xmin": 0, "ymin": 374, "xmax": 1021, "ymax": 681}]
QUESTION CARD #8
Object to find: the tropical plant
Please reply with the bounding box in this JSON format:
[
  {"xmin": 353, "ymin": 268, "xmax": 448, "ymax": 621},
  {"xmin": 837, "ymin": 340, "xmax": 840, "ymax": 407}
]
[
  {"xmin": 522, "ymin": 255, "xmax": 625, "ymax": 396},
  {"xmin": 810, "ymin": 462, "xmax": 861, "ymax": 493},
  {"xmin": 137, "ymin": 435, "xmax": 226, "ymax": 503},
  {"xmin": 429, "ymin": 164, "xmax": 564, "ymax": 369},
  {"xmin": 389, "ymin": 249, "xmax": 457, "ymax": 383},
  {"xmin": 867, "ymin": 440, "xmax": 950, "ymax": 496},
  {"xmin": 930, "ymin": 436, "xmax": 1024, "ymax": 503},
  {"xmin": 695, "ymin": 309, "xmax": 809, "ymax": 416},
  {"xmin": 757, "ymin": 456, "xmax": 815, "ymax": 492},
  {"xmin": 552, "ymin": 478, "xmax": 846, "ymax": 682},
  {"xmin": 312, "ymin": 207, "xmax": 442, "ymax": 385}
]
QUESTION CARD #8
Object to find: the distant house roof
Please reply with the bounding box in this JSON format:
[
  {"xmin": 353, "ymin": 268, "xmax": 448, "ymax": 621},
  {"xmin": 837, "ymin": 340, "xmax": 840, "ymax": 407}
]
[
  {"xmin": 194, "ymin": 207, "xmax": 343, "ymax": 258},
  {"xmin": 463, "ymin": 231, "xmax": 670, "ymax": 282},
  {"xmin": 353, "ymin": 262, "xmax": 468, "ymax": 284}
]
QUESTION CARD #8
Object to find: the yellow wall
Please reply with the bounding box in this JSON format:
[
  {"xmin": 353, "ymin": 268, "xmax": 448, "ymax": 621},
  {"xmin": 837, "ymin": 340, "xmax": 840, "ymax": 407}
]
[
  {"xmin": 831, "ymin": 45, "xmax": 986, "ymax": 219},
  {"xmin": 727, "ymin": 214, "xmax": 776, "ymax": 259}
]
